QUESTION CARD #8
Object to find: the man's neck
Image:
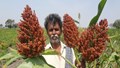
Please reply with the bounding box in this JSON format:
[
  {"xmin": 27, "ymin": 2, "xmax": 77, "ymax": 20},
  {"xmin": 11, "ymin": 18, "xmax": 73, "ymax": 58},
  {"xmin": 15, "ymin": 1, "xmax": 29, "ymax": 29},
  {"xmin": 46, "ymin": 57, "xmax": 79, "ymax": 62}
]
[{"xmin": 51, "ymin": 42, "xmax": 61, "ymax": 54}]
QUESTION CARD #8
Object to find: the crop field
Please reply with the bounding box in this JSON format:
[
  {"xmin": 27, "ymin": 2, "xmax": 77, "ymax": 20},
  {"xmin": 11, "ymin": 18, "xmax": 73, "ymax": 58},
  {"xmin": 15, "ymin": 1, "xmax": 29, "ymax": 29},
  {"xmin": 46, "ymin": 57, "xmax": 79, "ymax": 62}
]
[{"xmin": 0, "ymin": 28, "xmax": 120, "ymax": 68}]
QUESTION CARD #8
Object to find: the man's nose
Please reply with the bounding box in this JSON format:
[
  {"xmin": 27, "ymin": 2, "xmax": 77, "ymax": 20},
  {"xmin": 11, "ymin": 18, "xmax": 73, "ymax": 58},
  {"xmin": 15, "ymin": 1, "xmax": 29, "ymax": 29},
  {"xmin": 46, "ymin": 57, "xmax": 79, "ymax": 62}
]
[{"xmin": 52, "ymin": 29, "xmax": 56, "ymax": 35}]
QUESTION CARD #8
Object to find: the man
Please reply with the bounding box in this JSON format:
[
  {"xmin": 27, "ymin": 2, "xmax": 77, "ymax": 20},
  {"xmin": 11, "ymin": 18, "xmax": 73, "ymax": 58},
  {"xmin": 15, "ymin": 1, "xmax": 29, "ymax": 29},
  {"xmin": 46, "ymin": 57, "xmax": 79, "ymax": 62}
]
[{"xmin": 43, "ymin": 13, "xmax": 75, "ymax": 68}]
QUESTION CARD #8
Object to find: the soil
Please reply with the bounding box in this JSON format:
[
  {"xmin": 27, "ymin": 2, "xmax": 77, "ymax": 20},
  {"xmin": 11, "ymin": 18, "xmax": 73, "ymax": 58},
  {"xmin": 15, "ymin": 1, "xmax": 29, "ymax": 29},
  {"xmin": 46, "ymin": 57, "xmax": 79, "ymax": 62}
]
[{"xmin": 7, "ymin": 59, "xmax": 24, "ymax": 68}]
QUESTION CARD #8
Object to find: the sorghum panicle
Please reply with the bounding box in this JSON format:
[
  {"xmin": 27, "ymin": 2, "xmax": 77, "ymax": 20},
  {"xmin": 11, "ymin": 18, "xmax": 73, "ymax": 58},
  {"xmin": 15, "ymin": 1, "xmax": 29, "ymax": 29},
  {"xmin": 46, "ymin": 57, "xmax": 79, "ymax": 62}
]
[
  {"xmin": 63, "ymin": 14, "xmax": 79, "ymax": 48},
  {"xmin": 78, "ymin": 19, "xmax": 109, "ymax": 62},
  {"xmin": 17, "ymin": 5, "xmax": 45, "ymax": 58}
]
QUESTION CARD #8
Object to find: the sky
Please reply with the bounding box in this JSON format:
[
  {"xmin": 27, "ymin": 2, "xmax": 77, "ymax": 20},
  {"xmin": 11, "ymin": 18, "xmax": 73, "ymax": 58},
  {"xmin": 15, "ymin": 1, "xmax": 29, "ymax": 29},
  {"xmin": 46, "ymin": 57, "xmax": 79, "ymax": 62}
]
[{"xmin": 0, "ymin": 0, "xmax": 120, "ymax": 27}]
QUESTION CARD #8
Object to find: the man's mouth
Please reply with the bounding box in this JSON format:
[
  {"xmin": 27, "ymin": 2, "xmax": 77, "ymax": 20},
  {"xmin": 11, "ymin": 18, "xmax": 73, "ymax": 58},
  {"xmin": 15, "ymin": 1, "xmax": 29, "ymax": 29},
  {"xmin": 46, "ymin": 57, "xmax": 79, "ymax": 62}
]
[
  {"xmin": 51, "ymin": 34, "xmax": 59, "ymax": 40},
  {"xmin": 51, "ymin": 36, "xmax": 58, "ymax": 40}
]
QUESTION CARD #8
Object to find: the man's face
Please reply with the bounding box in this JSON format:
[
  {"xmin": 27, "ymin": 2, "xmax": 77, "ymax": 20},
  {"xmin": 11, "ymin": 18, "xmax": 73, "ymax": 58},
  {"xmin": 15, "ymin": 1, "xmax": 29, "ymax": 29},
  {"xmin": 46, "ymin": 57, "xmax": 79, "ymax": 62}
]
[{"xmin": 47, "ymin": 22, "xmax": 61, "ymax": 44}]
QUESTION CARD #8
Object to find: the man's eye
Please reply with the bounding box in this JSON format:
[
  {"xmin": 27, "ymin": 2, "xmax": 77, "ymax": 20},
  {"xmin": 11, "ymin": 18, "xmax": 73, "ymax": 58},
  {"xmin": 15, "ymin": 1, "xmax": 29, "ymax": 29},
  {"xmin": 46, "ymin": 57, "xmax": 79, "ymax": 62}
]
[
  {"xmin": 49, "ymin": 29, "xmax": 53, "ymax": 32},
  {"xmin": 55, "ymin": 29, "xmax": 59, "ymax": 31}
]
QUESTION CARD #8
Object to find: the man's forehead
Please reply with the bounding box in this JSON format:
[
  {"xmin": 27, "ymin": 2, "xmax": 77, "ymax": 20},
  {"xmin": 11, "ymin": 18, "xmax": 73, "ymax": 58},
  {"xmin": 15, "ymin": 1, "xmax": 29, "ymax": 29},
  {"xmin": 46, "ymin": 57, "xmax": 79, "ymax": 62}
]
[{"xmin": 48, "ymin": 22, "xmax": 59, "ymax": 28}]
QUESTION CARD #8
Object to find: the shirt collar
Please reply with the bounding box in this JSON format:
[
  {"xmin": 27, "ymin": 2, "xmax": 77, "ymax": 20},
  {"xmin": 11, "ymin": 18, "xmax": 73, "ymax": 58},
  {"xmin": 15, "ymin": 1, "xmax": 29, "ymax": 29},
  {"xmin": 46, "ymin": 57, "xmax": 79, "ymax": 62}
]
[{"xmin": 45, "ymin": 41, "xmax": 66, "ymax": 54}]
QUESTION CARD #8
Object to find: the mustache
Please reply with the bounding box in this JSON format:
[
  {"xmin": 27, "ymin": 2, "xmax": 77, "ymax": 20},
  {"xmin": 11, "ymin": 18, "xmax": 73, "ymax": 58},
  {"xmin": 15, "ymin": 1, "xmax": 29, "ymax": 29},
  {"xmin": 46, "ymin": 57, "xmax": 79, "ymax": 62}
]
[{"xmin": 50, "ymin": 34, "xmax": 59, "ymax": 39}]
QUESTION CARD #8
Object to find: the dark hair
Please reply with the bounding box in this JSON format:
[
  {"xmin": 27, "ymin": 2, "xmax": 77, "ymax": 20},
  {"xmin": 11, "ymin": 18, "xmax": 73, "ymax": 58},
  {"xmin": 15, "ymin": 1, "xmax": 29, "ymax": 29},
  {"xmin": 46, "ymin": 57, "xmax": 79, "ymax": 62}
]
[{"xmin": 44, "ymin": 13, "xmax": 62, "ymax": 31}]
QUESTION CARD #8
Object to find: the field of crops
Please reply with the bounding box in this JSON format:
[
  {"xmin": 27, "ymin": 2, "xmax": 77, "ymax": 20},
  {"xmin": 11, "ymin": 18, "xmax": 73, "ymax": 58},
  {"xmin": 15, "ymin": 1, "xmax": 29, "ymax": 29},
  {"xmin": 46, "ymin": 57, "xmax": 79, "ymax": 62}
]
[{"xmin": 0, "ymin": 28, "xmax": 120, "ymax": 68}]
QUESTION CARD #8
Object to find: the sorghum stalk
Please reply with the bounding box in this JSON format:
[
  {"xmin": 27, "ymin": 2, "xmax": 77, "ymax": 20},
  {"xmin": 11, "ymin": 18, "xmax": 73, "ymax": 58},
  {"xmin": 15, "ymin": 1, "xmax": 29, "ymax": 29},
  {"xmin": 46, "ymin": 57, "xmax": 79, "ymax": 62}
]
[
  {"xmin": 78, "ymin": 19, "xmax": 109, "ymax": 62},
  {"xmin": 17, "ymin": 5, "xmax": 45, "ymax": 58},
  {"xmin": 63, "ymin": 14, "xmax": 79, "ymax": 48}
]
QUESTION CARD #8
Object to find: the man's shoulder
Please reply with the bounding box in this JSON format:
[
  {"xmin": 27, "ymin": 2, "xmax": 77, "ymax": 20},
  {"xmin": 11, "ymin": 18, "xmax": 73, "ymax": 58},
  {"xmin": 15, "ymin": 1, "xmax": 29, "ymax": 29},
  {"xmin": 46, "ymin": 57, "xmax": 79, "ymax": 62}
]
[{"xmin": 60, "ymin": 41, "xmax": 66, "ymax": 47}]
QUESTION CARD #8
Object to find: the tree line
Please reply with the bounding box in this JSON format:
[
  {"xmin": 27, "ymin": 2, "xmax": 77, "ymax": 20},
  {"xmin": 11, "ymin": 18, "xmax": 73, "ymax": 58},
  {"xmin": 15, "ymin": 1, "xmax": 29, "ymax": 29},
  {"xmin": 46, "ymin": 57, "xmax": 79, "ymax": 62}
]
[
  {"xmin": 0, "ymin": 19, "xmax": 120, "ymax": 29},
  {"xmin": 0, "ymin": 19, "xmax": 18, "ymax": 28}
]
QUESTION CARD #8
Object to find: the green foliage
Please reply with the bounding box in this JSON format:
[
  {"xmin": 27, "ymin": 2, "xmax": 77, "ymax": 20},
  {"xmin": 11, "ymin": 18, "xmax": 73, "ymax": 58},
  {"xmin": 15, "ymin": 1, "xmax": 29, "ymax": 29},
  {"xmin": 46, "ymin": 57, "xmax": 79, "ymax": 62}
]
[
  {"xmin": 99, "ymin": 29, "xmax": 120, "ymax": 68},
  {"xmin": 43, "ymin": 29, "xmax": 50, "ymax": 44},
  {"xmin": 113, "ymin": 19, "xmax": 120, "ymax": 29},
  {"xmin": 108, "ymin": 28, "xmax": 120, "ymax": 45},
  {"xmin": 0, "ymin": 48, "xmax": 22, "ymax": 68},
  {"xmin": 0, "ymin": 28, "xmax": 18, "ymax": 57},
  {"xmin": 89, "ymin": 0, "xmax": 107, "ymax": 27},
  {"xmin": 0, "ymin": 28, "xmax": 18, "ymax": 46}
]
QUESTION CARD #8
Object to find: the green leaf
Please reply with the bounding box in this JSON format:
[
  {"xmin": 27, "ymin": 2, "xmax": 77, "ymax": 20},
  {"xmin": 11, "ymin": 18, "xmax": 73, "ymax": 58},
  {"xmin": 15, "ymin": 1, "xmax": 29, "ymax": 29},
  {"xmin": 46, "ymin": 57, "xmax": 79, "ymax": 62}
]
[
  {"xmin": 115, "ymin": 54, "xmax": 120, "ymax": 66},
  {"xmin": 0, "ymin": 48, "xmax": 23, "ymax": 67},
  {"xmin": 42, "ymin": 49, "xmax": 58, "ymax": 55},
  {"xmin": 108, "ymin": 52, "xmax": 118, "ymax": 62},
  {"xmin": 109, "ymin": 34, "xmax": 120, "ymax": 39},
  {"xmin": 89, "ymin": 0, "xmax": 107, "ymax": 27},
  {"xmin": 9, "ymin": 47, "xmax": 21, "ymax": 56},
  {"xmin": 3, "ymin": 56, "xmax": 22, "ymax": 68},
  {"xmin": 105, "ymin": 52, "xmax": 120, "ymax": 68},
  {"xmin": 18, "ymin": 56, "xmax": 55, "ymax": 68},
  {"xmin": 115, "ymin": 55, "xmax": 119, "ymax": 61},
  {"xmin": 0, "ymin": 48, "xmax": 20, "ymax": 60},
  {"xmin": 0, "ymin": 53, "xmax": 14, "ymax": 60},
  {"xmin": 17, "ymin": 62, "xmax": 33, "ymax": 68},
  {"xmin": 74, "ymin": 19, "xmax": 79, "ymax": 24}
]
